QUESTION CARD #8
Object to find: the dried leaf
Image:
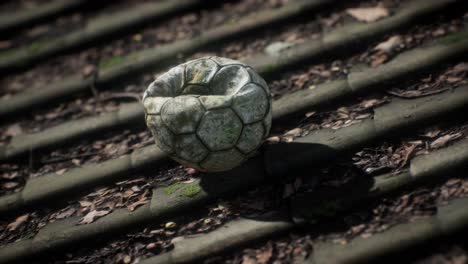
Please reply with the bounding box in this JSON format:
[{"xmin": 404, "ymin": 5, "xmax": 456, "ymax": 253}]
[
  {"xmin": 346, "ymin": 6, "xmax": 389, "ymax": 22},
  {"xmin": 82, "ymin": 64, "xmax": 97, "ymax": 78},
  {"xmin": 430, "ymin": 133, "xmax": 463, "ymax": 149},
  {"xmin": 305, "ymin": 111, "xmax": 316, "ymax": 118},
  {"xmin": 371, "ymin": 53, "xmax": 388, "ymax": 67},
  {"xmin": 374, "ymin": 35, "xmax": 402, "ymax": 53},
  {"xmin": 71, "ymin": 158, "xmax": 81, "ymax": 166},
  {"xmin": 360, "ymin": 99, "xmax": 384, "ymax": 109},
  {"xmin": 421, "ymin": 130, "xmax": 441, "ymax": 139},
  {"xmin": 3, "ymin": 181, "xmax": 19, "ymax": 189},
  {"xmin": 54, "ymin": 208, "xmax": 76, "ymax": 220},
  {"xmin": 4, "ymin": 124, "xmax": 23, "ymax": 137},
  {"xmin": 165, "ymin": 222, "xmax": 177, "ymax": 229},
  {"xmin": 7, "ymin": 214, "xmax": 29, "ymax": 231},
  {"xmin": 185, "ymin": 167, "xmax": 198, "ymax": 175},
  {"xmin": 451, "ymin": 63, "xmax": 468, "ymax": 75},
  {"xmin": 242, "ymin": 256, "xmax": 257, "ymax": 264},
  {"xmin": 79, "ymin": 210, "xmax": 110, "ymax": 224},
  {"xmin": 79, "ymin": 200, "xmax": 94, "ymax": 208},
  {"xmin": 266, "ymin": 136, "xmax": 280, "ymax": 143},
  {"xmin": 256, "ymin": 246, "xmax": 273, "ymax": 264},
  {"xmin": 0, "ymin": 40, "xmax": 11, "ymax": 49},
  {"xmin": 123, "ymin": 255, "xmax": 131, "ymax": 264},
  {"xmin": 127, "ymin": 193, "xmax": 149, "ymax": 212},
  {"xmin": 284, "ymin": 127, "xmax": 303, "ymax": 137},
  {"xmin": 55, "ymin": 168, "xmax": 67, "ymax": 175}
]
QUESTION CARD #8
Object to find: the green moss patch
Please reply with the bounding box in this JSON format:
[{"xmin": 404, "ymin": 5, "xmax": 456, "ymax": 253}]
[
  {"xmin": 0, "ymin": 49, "xmax": 16, "ymax": 59},
  {"xmin": 164, "ymin": 182, "xmax": 183, "ymax": 195},
  {"xmin": 180, "ymin": 185, "xmax": 201, "ymax": 197},
  {"xmin": 99, "ymin": 56, "xmax": 124, "ymax": 69},
  {"xmin": 437, "ymin": 32, "xmax": 468, "ymax": 45},
  {"xmin": 28, "ymin": 40, "xmax": 48, "ymax": 53},
  {"xmin": 163, "ymin": 183, "xmax": 202, "ymax": 197}
]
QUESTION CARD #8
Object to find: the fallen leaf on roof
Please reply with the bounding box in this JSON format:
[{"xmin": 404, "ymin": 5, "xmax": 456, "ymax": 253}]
[
  {"xmin": 430, "ymin": 133, "xmax": 463, "ymax": 149},
  {"xmin": 7, "ymin": 214, "xmax": 29, "ymax": 232},
  {"xmin": 79, "ymin": 210, "xmax": 110, "ymax": 224},
  {"xmin": 346, "ymin": 6, "xmax": 389, "ymax": 22}
]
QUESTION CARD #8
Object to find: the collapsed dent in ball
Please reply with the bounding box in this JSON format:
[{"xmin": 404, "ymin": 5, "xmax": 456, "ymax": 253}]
[{"xmin": 142, "ymin": 56, "xmax": 272, "ymax": 172}]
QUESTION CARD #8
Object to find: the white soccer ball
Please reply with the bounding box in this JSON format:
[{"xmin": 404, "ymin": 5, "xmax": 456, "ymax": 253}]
[{"xmin": 142, "ymin": 56, "xmax": 272, "ymax": 172}]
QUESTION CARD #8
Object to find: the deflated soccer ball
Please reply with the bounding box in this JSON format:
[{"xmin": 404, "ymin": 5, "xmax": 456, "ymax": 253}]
[{"xmin": 142, "ymin": 56, "xmax": 272, "ymax": 172}]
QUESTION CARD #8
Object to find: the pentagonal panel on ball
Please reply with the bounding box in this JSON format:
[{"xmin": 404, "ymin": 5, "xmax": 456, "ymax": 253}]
[
  {"xmin": 210, "ymin": 65, "xmax": 250, "ymax": 95},
  {"xmin": 173, "ymin": 134, "xmax": 209, "ymax": 163},
  {"xmin": 232, "ymin": 83, "xmax": 268, "ymax": 124},
  {"xmin": 158, "ymin": 64, "xmax": 185, "ymax": 95},
  {"xmin": 197, "ymin": 108, "xmax": 242, "ymax": 151},
  {"xmin": 236, "ymin": 122, "xmax": 264, "ymax": 154},
  {"xmin": 143, "ymin": 97, "xmax": 171, "ymax": 115},
  {"xmin": 199, "ymin": 95, "xmax": 232, "ymax": 110},
  {"xmin": 161, "ymin": 96, "xmax": 204, "ymax": 134},
  {"xmin": 210, "ymin": 56, "xmax": 245, "ymax": 66},
  {"xmin": 182, "ymin": 84, "xmax": 211, "ymax": 96},
  {"xmin": 146, "ymin": 115, "xmax": 175, "ymax": 154},
  {"xmin": 144, "ymin": 79, "xmax": 174, "ymax": 99},
  {"xmin": 263, "ymin": 104, "xmax": 272, "ymax": 137},
  {"xmin": 200, "ymin": 148, "xmax": 245, "ymax": 172},
  {"xmin": 247, "ymin": 68, "xmax": 269, "ymax": 92},
  {"xmin": 185, "ymin": 58, "xmax": 219, "ymax": 85}
]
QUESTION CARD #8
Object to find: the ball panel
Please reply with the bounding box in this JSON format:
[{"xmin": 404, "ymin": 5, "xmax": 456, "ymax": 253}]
[
  {"xmin": 199, "ymin": 95, "xmax": 232, "ymax": 110},
  {"xmin": 232, "ymin": 83, "xmax": 268, "ymax": 124},
  {"xmin": 185, "ymin": 59, "xmax": 219, "ymax": 85},
  {"xmin": 174, "ymin": 134, "xmax": 209, "ymax": 163},
  {"xmin": 146, "ymin": 115, "xmax": 175, "ymax": 154},
  {"xmin": 197, "ymin": 108, "xmax": 243, "ymax": 151},
  {"xmin": 143, "ymin": 97, "xmax": 171, "ymax": 115},
  {"xmin": 200, "ymin": 148, "xmax": 245, "ymax": 172},
  {"xmin": 211, "ymin": 65, "xmax": 250, "ymax": 96},
  {"xmin": 144, "ymin": 79, "xmax": 174, "ymax": 99},
  {"xmin": 247, "ymin": 68, "xmax": 269, "ymax": 93},
  {"xmin": 161, "ymin": 96, "xmax": 204, "ymax": 134},
  {"xmin": 181, "ymin": 84, "xmax": 211, "ymax": 96},
  {"xmin": 158, "ymin": 65, "xmax": 185, "ymax": 95},
  {"xmin": 236, "ymin": 122, "xmax": 264, "ymax": 154},
  {"xmin": 210, "ymin": 56, "xmax": 246, "ymax": 66},
  {"xmin": 263, "ymin": 104, "xmax": 272, "ymax": 137}
]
